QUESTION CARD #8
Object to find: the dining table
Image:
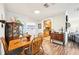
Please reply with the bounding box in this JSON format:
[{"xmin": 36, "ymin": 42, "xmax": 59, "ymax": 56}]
[{"xmin": 8, "ymin": 37, "xmax": 31, "ymax": 52}]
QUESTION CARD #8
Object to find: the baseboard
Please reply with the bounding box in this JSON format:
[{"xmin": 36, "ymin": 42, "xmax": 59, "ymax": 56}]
[{"xmin": 52, "ymin": 39, "xmax": 64, "ymax": 45}]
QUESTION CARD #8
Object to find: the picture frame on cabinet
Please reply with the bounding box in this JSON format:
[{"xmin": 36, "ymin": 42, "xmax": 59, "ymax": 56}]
[{"xmin": 38, "ymin": 23, "xmax": 41, "ymax": 29}]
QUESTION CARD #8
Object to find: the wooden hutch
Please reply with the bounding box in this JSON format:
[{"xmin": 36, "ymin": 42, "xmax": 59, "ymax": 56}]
[{"xmin": 5, "ymin": 22, "xmax": 23, "ymax": 45}]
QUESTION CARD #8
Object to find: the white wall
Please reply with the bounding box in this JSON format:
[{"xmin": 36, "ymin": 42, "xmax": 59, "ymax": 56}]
[
  {"xmin": 0, "ymin": 4, "xmax": 6, "ymax": 20},
  {"xmin": 0, "ymin": 4, "xmax": 6, "ymax": 38},
  {"xmin": 0, "ymin": 3, "xmax": 5, "ymax": 55},
  {"xmin": 68, "ymin": 10, "xmax": 79, "ymax": 32},
  {"xmin": 5, "ymin": 11, "xmax": 38, "ymax": 23},
  {"xmin": 39, "ymin": 12, "xmax": 66, "ymax": 33},
  {"xmin": 52, "ymin": 13, "xmax": 65, "ymax": 32}
]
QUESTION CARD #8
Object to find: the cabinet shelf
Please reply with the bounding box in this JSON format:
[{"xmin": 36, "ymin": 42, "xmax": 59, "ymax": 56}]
[{"xmin": 5, "ymin": 22, "xmax": 23, "ymax": 45}]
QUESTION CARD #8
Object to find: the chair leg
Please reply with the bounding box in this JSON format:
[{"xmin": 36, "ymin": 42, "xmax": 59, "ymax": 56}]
[
  {"xmin": 41, "ymin": 45, "xmax": 44, "ymax": 54},
  {"xmin": 21, "ymin": 47, "xmax": 31, "ymax": 55},
  {"xmin": 50, "ymin": 39, "xmax": 51, "ymax": 43}
]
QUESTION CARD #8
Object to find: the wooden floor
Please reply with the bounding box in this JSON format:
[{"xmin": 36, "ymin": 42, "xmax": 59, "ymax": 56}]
[{"xmin": 42, "ymin": 36, "xmax": 79, "ymax": 55}]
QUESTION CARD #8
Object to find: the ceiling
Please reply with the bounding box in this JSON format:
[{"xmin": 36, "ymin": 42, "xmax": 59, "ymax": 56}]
[{"xmin": 4, "ymin": 3, "xmax": 79, "ymax": 20}]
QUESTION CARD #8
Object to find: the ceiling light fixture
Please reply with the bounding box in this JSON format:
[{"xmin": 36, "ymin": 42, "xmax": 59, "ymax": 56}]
[{"xmin": 34, "ymin": 10, "xmax": 40, "ymax": 14}]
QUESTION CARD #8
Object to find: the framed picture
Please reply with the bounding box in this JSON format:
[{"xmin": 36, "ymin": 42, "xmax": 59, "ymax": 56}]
[{"xmin": 38, "ymin": 23, "xmax": 41, "ymax": 29}]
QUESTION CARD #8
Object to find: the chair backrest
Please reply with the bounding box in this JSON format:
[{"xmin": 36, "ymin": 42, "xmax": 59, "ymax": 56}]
[
  {"xmin": 38, "ymin": 33, "xmax": 43, "ymax": 42},
  {"xmin": 31, "ymin": 37, "xmax": 43, "ymax": 55},
  {"xmin": 38, "ymin": 33, "xmax": 42, "ymax": 37},
  {"xmin": 37, "ymin": 37, "xmax": 42, "ymax": 51},
  {"xmin": 38, "ymin": 33, "xmax": 43, "ymax": 46}
]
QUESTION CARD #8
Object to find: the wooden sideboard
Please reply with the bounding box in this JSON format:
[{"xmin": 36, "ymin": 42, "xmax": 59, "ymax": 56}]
[{"xmin": 51, "ymin": 32, "xmax": 64, "ymax": 42}]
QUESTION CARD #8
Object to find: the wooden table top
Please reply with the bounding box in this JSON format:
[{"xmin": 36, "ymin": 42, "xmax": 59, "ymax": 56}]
[{"xmin": 8, "ymin": 38, "xmax": 31, "ymax": 52}]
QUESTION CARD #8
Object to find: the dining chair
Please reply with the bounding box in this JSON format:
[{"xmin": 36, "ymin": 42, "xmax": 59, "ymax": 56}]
[
  {"xmin": 1, "ymin": 37, "xmax": 8, "ymax": 54},
  {"xmin": 22, "ymin": 36, "xmax": 44, "ymax": 55},
  {"xmin": 1, "ymin": 37, "xmax": 23, "ymax": 55}
]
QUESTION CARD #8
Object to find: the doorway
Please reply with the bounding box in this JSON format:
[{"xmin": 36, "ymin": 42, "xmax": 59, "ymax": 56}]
[{"xmin": 43, "ymin": 19, "xmax": 51, "ymax": 37}]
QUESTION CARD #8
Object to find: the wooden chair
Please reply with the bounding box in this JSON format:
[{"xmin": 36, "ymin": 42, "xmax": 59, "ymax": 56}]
[
  {"xmin": 38, "ymin": 33, "xmax": 44, "ymax": 52},
  {"xmin": 31, "ymin": 37, "xmax": 38, "ymax": 54},
  {"xmin": 31, "ymin": 37, "xmax": 44, "ymax": 55},
  {"xmin": 1, "ymin": 37, "xmax": 23, "ymax": 55},
  {"xmin": 22, "ymin": 36, "xmax": 44, "ymax": 55},
  {"xmin": 0, "ymin": 37, "xmax": 14, "ymax": 55},
  {"xmin": 0, "ymin": 37, "xmax": 8, "ymax": 54}
]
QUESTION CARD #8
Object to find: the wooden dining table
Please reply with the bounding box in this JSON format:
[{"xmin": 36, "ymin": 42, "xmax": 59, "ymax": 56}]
[{"xmin": 8, "ymin": 37, "xmax": 31, "ymax": 52}]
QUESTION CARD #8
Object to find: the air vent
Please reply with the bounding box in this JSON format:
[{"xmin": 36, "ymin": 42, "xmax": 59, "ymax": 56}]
[
  {"xmin": 43, "ymin": 3, "xmax": 55, "ymax": 8},
  {"xmin": 76, "ymin": 8, "xmax": 79, "ymax": 11},
  {"xmin": 44, "ymin": 3, "xmax": 49, "ymax": 8}
]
